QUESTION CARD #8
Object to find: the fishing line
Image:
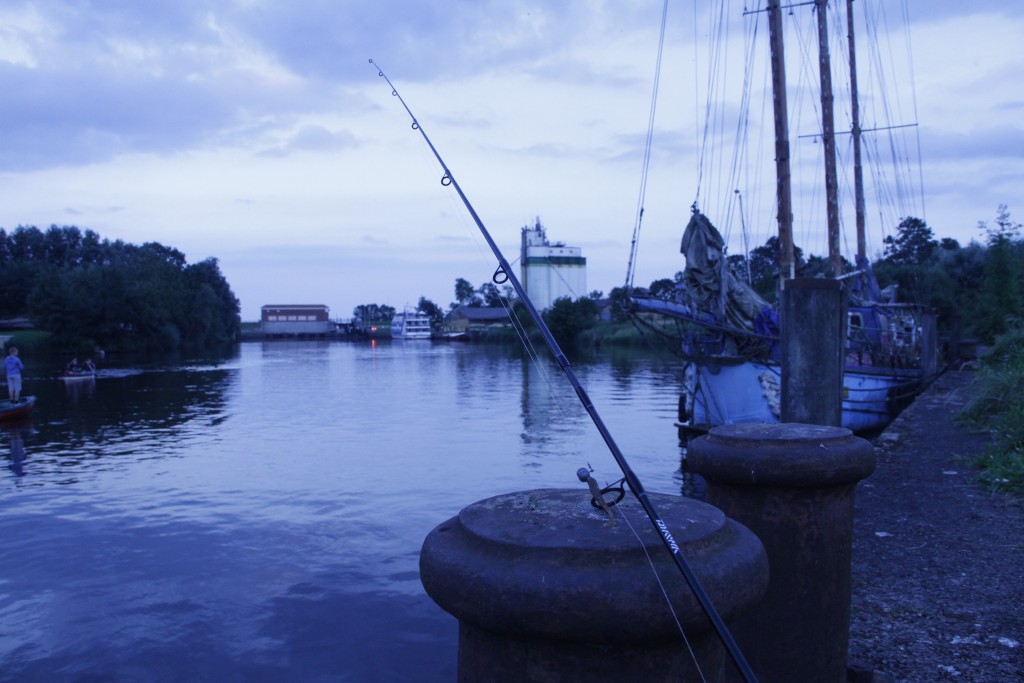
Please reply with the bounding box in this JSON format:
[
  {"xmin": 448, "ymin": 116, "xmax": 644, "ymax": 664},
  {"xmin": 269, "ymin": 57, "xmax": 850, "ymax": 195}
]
[
  {"xmin": 393, "ymin": 117, "xmax": 568, "ymax": 414},
  {"xmin": 577, "ymin": 467, "xmax": 698, "ymax": 662},
  {"xmin": 611, "ymin": 492, "xmax": 708, "ymax": 683},
  {"xmin": 499, "ymin": 294, "xmax": 579, "ymax": 425},
  {"xmin": 394, "ymin": 102, "xmax": 583, "ymax": 425},
  {"xmin": 416, "ymin": 140, "xmax": 585, "ymax": 435},
  {"xmin": 478, "ymin": 234, "xmax": 580, "ymax": 425},
  {"xmin": 368, "ymin": 58, "xmax": 759, "ymax": 683}
]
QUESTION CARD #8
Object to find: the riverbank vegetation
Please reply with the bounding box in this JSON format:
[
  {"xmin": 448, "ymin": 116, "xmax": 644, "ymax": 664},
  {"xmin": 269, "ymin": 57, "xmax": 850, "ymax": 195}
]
[
  {"xmin": 959, "ymin": 322, "xmax": 1024, "ymax": 497},
  {"xmin": 0, "ymin": 225, "xmax": 240, "ymax": 353}
]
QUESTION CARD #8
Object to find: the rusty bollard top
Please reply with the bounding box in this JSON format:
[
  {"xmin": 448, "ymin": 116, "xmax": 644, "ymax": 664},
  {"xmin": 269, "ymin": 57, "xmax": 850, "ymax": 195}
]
[
  {"xmin": 688, "ymin": 423, "xmax": 876, "ymax": 487},
  {"xmin": 419, "ymin": 488, "xmax": 768, "ymax": 644}
]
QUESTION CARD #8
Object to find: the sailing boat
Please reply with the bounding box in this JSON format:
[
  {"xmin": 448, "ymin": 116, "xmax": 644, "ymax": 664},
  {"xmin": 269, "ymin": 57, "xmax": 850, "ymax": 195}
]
[{"xmin": 628, "ymin": 0, "xmax": 938, "ymax": 434}]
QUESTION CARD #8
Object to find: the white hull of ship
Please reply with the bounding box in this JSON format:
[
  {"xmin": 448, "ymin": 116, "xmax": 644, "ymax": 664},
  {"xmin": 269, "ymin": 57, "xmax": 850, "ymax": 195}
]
[{"xmin": 392, "ymin": 329, "xmax": 431, "ymax": 339}]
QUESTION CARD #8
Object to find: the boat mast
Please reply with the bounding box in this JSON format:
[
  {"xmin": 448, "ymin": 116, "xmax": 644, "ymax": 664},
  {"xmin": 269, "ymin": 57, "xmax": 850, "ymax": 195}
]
[
  {"xmin": 767, "ymin": 0, "xmax": 796, "ymax": 284},
  {"xmin": 846, "ymin": 0, "xmax": 867, "ymax": 262},
  {"xmin": 816, "ymin": 0, "xmax": 843, "ymax": 277}
]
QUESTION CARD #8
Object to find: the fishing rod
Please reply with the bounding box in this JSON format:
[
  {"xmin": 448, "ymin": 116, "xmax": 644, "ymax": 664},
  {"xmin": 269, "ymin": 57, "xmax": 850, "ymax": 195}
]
[{"xmin": 369, "ymin": 59, "xmax": 758, "ymax": 683}]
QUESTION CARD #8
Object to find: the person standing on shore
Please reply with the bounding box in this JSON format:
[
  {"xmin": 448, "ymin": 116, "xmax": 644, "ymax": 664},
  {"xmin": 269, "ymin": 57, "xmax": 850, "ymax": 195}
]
[{"xmin": 4, "ymin": 347, "xmax": 24, "ymax": 403}]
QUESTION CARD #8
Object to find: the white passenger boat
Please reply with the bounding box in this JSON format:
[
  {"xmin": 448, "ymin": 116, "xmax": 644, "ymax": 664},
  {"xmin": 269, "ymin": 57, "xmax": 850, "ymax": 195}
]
[{"xmin": 391, "ymin": 311, "xmax": 432, "ymax": 339}]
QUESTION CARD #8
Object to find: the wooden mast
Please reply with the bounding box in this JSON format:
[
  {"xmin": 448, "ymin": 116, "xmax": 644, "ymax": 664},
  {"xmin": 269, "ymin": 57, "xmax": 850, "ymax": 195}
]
[
  {"xmin": 767, "ymin": 0, "xmax": 795, "ymax": 284},
  {"xmin": 846, "ymin": 0, "xmax": 867, "ymax": 262},
  {"xmin": 816, "ymin": 0, "xmax": 843, "ymax": 277}
]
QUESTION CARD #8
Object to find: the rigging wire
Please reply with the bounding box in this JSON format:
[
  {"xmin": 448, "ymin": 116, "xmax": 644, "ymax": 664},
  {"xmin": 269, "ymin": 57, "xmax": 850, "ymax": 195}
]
[
  {"xmin": 848, "ymin": 0, "xmax": 924, "ymax": 248},
  {"xmin": 860, "ymin": 2, "xmax": 900, "ymax": 237},
  {"xmin": 695, "ymin": 0, "xmax": 730, "ymax": 210},
  {"xmin": 795, "ymin": 2, "xmax": 829, "ymax": 258},
  {"xmin": 709, "ymin": 0, "xmax": 733, "ymax": 230},
  {"xmin": 899, "ymin": 0, "xmax": 926, "ymax": 222},
  {"xmin": 624, "ymin": 0, "xmax": 670, "ymax": 292},
  {"xmin": 829, "ymin": 1, "xmax": 855, "ymax": 262},
  {"xmin": 692, "ymin": 2, "xmax": 701, "ymax": 202},
  {"xmin": 725, "ymin": 5, "xmax": 763, "ymax": 262},
  {"xmin": 874, "ymin": 10, "xmax": 911, "ymax": 222},
  {"xmin": 368, "ymin": 59, "xmax": 760, "ymax": 683},
  {"xmin": 870, "ymin": 0, "xmax": 916, "ymax": 223},
  {"xmin": 868, "ymin": 2, "xmax": 909, "ymax": 237},
  {"xmin": 749, "ymin": 7, "xmax": 775, "ymax": 258},
  {"xmin": 703, "ymin": 0, "xmax": 923, "ymax": 266}
]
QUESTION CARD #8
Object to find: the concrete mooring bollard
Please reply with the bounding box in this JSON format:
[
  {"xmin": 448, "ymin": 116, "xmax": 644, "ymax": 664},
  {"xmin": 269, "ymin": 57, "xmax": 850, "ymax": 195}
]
[
  {"xmin": 420, "ymin": 488, "xmax": 769, "ymax": 683},
  {"xmin": 687, "ymin": 423, "xmax": 876, "ymax": 683}
]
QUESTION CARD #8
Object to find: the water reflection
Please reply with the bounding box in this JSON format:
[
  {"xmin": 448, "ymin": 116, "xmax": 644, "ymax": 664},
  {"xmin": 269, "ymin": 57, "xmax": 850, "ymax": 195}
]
[
  {"xmin": 516, "ymin": 346, "xmax": 711, "ymax": 503},
  {"xmin": 60, "ymin": 375, "xmax": 96, "ymax": 400},
  {"xmin": 519, "ymin": 357, "xmax": 563, "ymax": 450},
  {"xmin": 9, "ymin": 350, "xmax": 238, "ymax": 481},
  {"xmin": 0, "ymin": 342, "xmax": 693, "ymax": 681},
  {"xmin": 679, "ymin": 438, "xmax": 708, "ymax": 500},
  {"xmin": 5, "ymin": 426, "xmax": 28, "ymax": 477},
  {"xmin": 516, "ymin": 347, "xmax": 701, "ymax": 502}
]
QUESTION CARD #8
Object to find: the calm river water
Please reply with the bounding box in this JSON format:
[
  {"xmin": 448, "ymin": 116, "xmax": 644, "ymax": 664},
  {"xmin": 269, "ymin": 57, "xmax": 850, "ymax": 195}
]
[{"xmin": 0, "ymin": 340, "xmax": 692, "ymax": 682}]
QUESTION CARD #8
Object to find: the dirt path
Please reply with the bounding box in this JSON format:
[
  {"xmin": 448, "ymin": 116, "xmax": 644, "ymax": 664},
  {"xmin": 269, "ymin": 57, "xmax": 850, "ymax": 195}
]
[{"xmin": 849, "ymin": 370, "xmax": 1024, "ymax": 682}]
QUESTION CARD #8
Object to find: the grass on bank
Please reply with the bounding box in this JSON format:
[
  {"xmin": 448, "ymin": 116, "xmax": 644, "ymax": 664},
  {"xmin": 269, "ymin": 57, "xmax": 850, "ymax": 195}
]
[
  {"xmin": 478, "ymin": 318, "xmax": 678, "ymax": 354},
  {"xmin": 959, "ymin": 322, "xmax": 1024, "ymax": 497},
  {"xmin": 0, "ymin": 329, "xmax": 53, "ymax": 354}
]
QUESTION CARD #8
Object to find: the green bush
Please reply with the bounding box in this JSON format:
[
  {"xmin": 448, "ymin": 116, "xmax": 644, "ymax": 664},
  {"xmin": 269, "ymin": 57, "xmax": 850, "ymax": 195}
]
[
  {"xmin": 960, "ymin": 323, "xmax": 1024, "ymax": 496},
  {"xmin": 541, "ymin": 297, "xmax": 598, "ymax": 349}
]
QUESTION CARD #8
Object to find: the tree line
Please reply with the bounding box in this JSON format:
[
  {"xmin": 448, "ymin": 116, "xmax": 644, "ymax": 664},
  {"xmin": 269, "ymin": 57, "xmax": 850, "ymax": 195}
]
[
  {"xmin": 873, "ymin": 206, "xmax": 1023, "ymax": 343},
  {"xmin": 0, "ymin": 224, "xmax": 240, "ymax": 352}
]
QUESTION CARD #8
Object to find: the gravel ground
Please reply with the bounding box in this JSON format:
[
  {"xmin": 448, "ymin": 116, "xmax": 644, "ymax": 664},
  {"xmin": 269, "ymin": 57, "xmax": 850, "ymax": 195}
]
[{"xmin": 849, "ymin": 370, "xmax": 1024, "ymax": 682}]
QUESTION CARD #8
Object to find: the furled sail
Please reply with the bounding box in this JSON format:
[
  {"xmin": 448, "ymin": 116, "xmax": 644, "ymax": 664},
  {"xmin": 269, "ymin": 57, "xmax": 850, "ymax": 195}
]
[{"xmin": 680, "ymin": 210, "xmax": 777, "ymax": 340}]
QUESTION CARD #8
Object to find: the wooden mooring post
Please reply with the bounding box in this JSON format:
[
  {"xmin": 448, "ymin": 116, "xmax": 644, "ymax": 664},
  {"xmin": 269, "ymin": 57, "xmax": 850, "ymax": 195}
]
[{"xmin": 781, "ymin": 278, "xmax": 846, "ymax": 426}]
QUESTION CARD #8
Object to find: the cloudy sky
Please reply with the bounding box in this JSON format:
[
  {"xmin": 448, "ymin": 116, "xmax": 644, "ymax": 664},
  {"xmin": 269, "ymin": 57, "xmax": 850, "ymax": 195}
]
[{"xmin": 1, "ymin": 1, "xmax": 1021, "ymax": 321}]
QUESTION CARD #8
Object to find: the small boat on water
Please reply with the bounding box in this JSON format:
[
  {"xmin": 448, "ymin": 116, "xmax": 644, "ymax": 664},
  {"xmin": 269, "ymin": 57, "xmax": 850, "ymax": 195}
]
[
  {"xmin": 391, "ymin": 310, "xmax": 432, "ymax": 339},
  {"xmin": 58, "ymin": 370, "xmax": 96, "ymax": 382},
  {"xmin": 0, "ymin": 396, "xmax": 35, "ymax": 421}
]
